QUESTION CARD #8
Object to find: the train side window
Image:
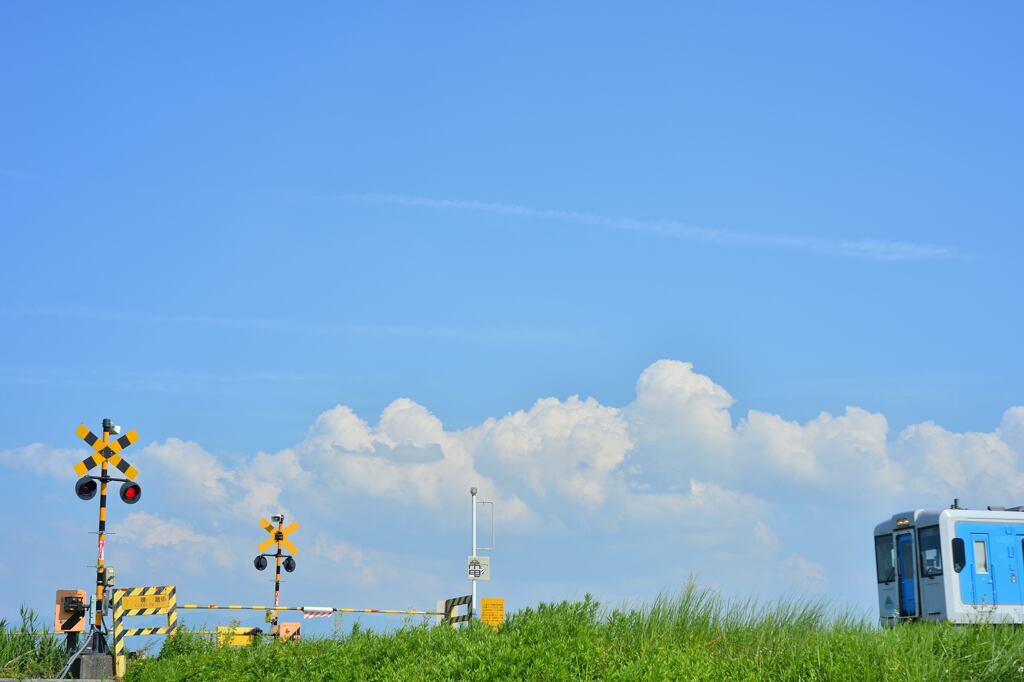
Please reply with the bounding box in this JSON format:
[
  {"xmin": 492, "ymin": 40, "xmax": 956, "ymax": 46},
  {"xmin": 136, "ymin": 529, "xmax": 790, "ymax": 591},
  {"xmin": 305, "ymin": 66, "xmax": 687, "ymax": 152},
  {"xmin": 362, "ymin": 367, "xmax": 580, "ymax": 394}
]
[
  {"xmin": 952, "ymin": 538, "xmax": 965, "ymax": 573},
  {"xmin": 917, "ymin": 526, "xmax": 942, "ymax": 577},
  {"xmin": 974, "ymin": 540, "xmax": 989, "ymax": 574},
  {"xmin": 874, "ymin": 534, "xmax": 895, "ymax": 584}
]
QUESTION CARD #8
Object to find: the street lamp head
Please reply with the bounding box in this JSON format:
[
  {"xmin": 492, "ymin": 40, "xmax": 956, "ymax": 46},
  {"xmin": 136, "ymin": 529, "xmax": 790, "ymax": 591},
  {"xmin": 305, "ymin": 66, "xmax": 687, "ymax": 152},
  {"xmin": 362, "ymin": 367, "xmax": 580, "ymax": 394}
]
[{"xmin": 470, "ymin": 486, "xmax": 477, "ymax": 496}]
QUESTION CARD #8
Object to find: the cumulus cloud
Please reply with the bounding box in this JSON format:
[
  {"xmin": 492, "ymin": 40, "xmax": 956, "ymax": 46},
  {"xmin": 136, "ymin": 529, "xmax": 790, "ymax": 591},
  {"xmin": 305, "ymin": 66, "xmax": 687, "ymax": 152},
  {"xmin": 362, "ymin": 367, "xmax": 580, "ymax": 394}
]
[
  {"xmin": 0, "ymin": 443, "xmax": 80, "ymax": 479},
  {"xmin": 5, "ymin": 359, "xmax": 1024, "ymax": 602},
  {"xmin": 309, "ymin": 536, "xmax": 374, "ymax": 585},
  {"xmin": 10, "ymin": 360, "xmax": 1024, "ymax": 517},
  {"xmin": 471, "ymin": 395, "xmax": 632, "ymax": 506},
  {"xmin": 7, "ymin": 359, "xmax": 1022, "ymax": 521},
  {"xmin": 116, "ymin": 511, "xmax": 233, "ymax": 569},
  {"xmin": 118, "ymin": 511, "xmax": 211, "ymax": 548},
  {"xmin": 145, "ymin": 438, "xmax": 232, "ymax": 500}
]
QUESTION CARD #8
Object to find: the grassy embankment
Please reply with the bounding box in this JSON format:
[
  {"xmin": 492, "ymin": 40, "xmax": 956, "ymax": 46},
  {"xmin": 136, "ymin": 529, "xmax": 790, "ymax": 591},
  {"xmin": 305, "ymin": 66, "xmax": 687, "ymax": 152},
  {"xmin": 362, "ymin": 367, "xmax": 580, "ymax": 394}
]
[{"xmin": 5, "ymin": 584, "xmax": 1024, "ymax": 680}]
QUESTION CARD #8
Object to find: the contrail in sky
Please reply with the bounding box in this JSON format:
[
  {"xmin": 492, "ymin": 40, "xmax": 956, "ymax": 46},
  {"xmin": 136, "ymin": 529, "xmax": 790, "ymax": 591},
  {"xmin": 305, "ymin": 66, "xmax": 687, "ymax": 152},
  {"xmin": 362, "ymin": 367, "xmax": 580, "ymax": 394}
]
[{"xmin": 322, "ymin": 192, "xmax": 957, "ymax": 262}]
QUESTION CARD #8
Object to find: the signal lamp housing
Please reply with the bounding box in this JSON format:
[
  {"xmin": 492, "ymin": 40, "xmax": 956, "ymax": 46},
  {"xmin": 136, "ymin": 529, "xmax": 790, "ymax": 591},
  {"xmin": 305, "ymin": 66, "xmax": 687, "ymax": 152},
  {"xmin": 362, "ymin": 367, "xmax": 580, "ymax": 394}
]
[
  {"xmin": 284, "ymin": 556, "xmax": 296, "ymax": 573},
  {"xmin": 75, "ymin": 477, "xmax": 98, "ymax": 501},
  {"xmin": 119, "ymin": 481, "xmax": 142, "ymax": 504},
  {"xmin": 254, "ymin": 555, "xmax": 268, "ymax": 571}
]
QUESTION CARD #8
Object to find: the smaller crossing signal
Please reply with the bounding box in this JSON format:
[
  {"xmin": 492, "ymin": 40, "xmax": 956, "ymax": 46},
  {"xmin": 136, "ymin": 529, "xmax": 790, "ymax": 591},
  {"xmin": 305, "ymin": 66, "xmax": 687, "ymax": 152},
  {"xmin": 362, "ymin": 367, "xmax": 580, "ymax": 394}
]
[
  {"xmin": 119, "ymin": 482, "xmax": 142, "ymax": 504},
  {"xmin": 254, "ymin": 514, "xmax": 299, "ymax": 630},
  {"xmin": 75, "ymin": 477, "xmax": 98, "ymax": 500}
]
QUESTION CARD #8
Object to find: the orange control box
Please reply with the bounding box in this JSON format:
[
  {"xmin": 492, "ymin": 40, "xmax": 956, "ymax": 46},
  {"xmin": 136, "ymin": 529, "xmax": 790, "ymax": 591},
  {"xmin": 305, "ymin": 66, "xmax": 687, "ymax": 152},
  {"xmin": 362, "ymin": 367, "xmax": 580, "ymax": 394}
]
[
  {"xmin": 54, "ymin": 589, "xmax": 88, "ymax": 633},
  {"xmin": 276, "ymin": 622, "xmax": 301, "ymax": 641}
]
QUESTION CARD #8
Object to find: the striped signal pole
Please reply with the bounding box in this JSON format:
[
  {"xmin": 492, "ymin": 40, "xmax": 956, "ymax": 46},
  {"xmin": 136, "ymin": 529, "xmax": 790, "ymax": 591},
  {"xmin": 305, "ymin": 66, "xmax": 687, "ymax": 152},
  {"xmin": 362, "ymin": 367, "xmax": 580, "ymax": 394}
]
[
  {"xmin": 273, "ymin": 516, "xmax": 283, "ymax": 626},
  {"xmin": 94, "ymin": 422, "xmax": 110, "ymax": 633}
]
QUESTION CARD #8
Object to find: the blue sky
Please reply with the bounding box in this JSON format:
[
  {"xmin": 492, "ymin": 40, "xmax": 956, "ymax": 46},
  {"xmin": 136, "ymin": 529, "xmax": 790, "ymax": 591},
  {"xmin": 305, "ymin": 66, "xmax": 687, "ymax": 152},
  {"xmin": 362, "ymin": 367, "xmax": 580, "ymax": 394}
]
[{"xmin": 2, "ymin": 2, "xmax": 1022, "ymax": 637}]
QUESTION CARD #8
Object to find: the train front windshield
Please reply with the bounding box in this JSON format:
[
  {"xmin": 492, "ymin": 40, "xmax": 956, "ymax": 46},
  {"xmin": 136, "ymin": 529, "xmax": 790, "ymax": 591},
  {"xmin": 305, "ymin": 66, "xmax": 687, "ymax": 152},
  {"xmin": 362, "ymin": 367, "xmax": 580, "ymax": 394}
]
[{"xmin": 875, "ymin": 534, "xmax": 895, "ymax": 584}]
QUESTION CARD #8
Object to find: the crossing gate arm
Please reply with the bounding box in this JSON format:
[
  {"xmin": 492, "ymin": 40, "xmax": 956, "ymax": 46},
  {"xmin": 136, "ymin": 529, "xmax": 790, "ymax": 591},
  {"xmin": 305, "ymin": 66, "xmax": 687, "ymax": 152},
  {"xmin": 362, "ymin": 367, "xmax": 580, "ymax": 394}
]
[{"xmin": 180, "ymin": 603, "xmax": 445, "ymax": 616}]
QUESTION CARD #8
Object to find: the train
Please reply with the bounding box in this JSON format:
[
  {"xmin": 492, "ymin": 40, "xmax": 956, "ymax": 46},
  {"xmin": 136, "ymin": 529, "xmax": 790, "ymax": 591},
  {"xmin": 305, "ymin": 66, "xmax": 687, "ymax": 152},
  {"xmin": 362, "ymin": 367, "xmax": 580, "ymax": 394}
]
[{"xmin": 874, "ymin": 501, "xmax": 1024, "ymax": 624}]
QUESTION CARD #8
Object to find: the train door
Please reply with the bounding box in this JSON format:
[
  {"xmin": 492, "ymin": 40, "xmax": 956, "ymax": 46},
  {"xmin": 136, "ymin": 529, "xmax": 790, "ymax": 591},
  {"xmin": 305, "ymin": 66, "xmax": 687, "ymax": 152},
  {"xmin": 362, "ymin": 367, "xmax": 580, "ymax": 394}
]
[
  {"xmin": 970, "ymin": 533, "xmax": 994, "ymax": 604},
  {"xmin": 916, "ymin": 525, "xmax": 944, "ymax": 618},
  {"xmin": 896, "ymin": 532, "xmax": 918, "ymax": 617},
  {"xmin": 1018, "ymin": 534, "xmax": 1024, "ymax": 601}
]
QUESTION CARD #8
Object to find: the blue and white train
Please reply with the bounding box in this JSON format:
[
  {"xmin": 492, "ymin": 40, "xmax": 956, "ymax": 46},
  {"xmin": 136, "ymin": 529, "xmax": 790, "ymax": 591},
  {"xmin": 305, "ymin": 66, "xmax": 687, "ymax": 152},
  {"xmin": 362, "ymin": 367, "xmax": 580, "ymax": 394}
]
[{"xmin": 874, "ymin": 502, "xmax": 1024, "ymax": 624}]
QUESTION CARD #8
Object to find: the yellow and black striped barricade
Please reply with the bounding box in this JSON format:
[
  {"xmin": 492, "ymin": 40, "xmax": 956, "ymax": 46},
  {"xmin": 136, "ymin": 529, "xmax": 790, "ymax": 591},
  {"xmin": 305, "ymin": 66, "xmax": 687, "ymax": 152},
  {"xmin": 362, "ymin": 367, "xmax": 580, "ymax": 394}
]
[
  {"xmin": 442, "ymin": 595, "xmax": 473, "ymax": 627},
  {"xmin": 112, "ymin": 585, "xmax": 177, "ymax": 677},
  {"xmin": 216, "ymin": 625, "xmax": 264, "ymax": 647}
]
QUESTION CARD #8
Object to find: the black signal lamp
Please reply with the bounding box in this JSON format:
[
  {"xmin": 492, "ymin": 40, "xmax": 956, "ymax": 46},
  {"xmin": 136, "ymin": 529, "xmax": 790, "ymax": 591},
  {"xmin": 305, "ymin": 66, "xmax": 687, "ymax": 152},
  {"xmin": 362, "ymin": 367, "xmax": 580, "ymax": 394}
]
[
  {"xmin": 119, "ymin": 481, "xmax": 142, "ymax": 504},
  {"xmin": 254, "ymin": 555, "xmax": 268, "ymax": 571},
  {"xmin": 75, "ymin": 477, "xmax": 98, "ymax": 501},
  {"xmin": 284, "ymin": 556, "xmax": 296, "ymax": 573}
]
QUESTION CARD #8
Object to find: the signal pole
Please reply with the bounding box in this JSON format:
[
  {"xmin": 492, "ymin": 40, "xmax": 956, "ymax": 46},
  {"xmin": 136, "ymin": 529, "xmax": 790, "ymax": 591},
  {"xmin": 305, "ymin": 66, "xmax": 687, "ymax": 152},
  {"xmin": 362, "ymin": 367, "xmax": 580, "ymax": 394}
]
[
  {"xmin": 467, "ymin": 486, "xmax": 494, "ymax": 620},
  {"xmin": 93, "ymin": 422, "xmax": 110, "ymax": 641},
  {"xmin": 471, "ymin": 487, "xmax": 478, "ymax": 614},
  {"xmin": 273, "ymin": 515, "xmax": 284, "ymax": 628}
]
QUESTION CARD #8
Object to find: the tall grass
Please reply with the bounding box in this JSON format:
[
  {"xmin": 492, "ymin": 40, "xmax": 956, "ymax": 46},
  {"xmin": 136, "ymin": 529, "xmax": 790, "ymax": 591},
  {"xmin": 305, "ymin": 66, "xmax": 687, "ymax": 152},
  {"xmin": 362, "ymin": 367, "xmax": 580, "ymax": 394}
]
[
  {"xmin": 121, "ymin": 582, "xmax": 1024, "ymax": 681},
  {"xmin": 0, "ymin": 607, "xmax": 66, "ymax": 678}
]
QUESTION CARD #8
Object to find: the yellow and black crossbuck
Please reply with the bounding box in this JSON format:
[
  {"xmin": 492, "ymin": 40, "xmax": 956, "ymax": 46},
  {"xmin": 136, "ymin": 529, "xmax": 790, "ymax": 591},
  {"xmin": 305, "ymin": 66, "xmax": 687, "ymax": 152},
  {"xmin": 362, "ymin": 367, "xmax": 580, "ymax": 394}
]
[
  {"xmin": 258, "ymin": 518, "xmax": 299, "ymax": 555},
  {"xmin": 73, "ymin": 423, "xmax": 140, "ymax": 480}
]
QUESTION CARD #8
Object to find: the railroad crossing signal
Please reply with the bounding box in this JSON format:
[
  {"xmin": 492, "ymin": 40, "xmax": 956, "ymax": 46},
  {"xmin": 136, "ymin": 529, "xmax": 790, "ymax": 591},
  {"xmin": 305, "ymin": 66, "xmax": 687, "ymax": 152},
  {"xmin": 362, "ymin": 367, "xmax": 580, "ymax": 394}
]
[
  {"xmin": 73, "ymin": 423, "xmax": 140, "ymax": 480},
  {"xmin": 66, "ymin": 418, "xmax": 143, "ymax": 670},
  {"xmin": 254, "ymin": 514, "xmax": 299, "ymax": 632}
]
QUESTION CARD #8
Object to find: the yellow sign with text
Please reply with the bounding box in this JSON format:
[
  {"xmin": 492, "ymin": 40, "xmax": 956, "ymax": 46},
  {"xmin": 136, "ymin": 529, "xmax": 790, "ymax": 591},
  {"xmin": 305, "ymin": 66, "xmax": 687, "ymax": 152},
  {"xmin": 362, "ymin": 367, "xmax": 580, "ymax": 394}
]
[
  {"xmin": 120, "ymin": 593, "xmax": 170, "ymax": 611},
  {"xmin": 480, "ymin": 597, "xmax": 505, "ymax": 630}
]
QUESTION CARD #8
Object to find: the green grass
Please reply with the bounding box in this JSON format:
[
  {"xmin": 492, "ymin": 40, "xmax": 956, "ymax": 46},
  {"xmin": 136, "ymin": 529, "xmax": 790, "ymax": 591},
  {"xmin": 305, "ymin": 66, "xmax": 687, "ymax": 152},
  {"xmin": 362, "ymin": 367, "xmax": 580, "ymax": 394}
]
[
  {"xmin": 0, "ymin": 607, "xmax": 66, "ymax": 678},
  {"xmin": 7, "ymin": 583, "xmax": 1024, "ymax": 680},
  {"xmin": 123, "ymin": 583, "xmax": 1024, "ymax": 682}
]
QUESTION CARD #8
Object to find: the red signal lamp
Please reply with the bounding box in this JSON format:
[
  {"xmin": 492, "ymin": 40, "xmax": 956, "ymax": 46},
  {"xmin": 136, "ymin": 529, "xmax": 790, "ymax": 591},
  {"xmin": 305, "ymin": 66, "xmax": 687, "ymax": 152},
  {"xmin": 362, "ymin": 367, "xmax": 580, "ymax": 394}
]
[{"xmin": 119, "ymin": 481, "xmax": 142, "ymax": 504}]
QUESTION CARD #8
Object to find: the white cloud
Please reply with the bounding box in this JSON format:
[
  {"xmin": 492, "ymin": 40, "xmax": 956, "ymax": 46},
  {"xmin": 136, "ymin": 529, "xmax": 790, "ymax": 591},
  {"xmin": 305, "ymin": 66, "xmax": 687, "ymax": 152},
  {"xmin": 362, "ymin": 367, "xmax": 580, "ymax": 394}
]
[
  {"xmin": 754, "ymin": 520, "xmax": 781, "ymax": 550},
  {"xmin": 6, "ymin": 359, "xmax": 1022, "ymax": 524},
  {"xmin": 780, "ymin": 554, "xmax": 829, "ymax": 593},
  {"xmin": 145, "ymin": 438, "xmax": 231, "ymax": 501},
  {"xmin": 472, "ymin": 395, "xmax": 632, "ymax": 506},
  {"xmin": 310, "ymin": 536, "xmax": 373, "ymax": 585},
  {"xmin": 6, "ymin": 358, "xmax": 1024, "ymax": 605},
  {"xmin": 118, "ymin": 511, "xmax": 210, "ymax": 548},
  {"xmin": 0, "ymin": 443, "xmax": 81, "ymax": 479},
  {"xmin": 116, "ymin": 511, "xmax": 233, "ymax": 570}
]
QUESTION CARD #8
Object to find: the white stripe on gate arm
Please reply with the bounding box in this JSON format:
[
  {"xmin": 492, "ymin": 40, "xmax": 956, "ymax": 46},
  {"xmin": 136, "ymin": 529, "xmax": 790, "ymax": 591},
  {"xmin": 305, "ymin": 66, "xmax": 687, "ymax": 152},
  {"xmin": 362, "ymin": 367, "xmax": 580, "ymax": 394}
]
[{"xmin": 302, "ymin": 606, "xmax": 333, "ymax": 618}]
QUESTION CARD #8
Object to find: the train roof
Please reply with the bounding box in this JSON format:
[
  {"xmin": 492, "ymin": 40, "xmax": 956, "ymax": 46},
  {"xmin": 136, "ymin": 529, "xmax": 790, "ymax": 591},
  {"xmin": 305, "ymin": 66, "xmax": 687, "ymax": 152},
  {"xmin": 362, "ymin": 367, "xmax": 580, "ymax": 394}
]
[{"xmin": 874, "ymin": 506, "xmax": 1024, "ymax": 535}]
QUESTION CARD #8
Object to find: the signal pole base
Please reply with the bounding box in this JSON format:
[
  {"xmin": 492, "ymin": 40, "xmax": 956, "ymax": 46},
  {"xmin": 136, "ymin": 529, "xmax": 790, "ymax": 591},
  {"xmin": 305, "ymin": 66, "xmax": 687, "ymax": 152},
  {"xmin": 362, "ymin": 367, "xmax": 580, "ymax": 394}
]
[
  {"xmin": 71, "ymin": 653, "xmax": 114, "ymax": 680},
  {"xmin": 62, "ymin": 629, "xmax": 113, "ymax": 679}
]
